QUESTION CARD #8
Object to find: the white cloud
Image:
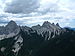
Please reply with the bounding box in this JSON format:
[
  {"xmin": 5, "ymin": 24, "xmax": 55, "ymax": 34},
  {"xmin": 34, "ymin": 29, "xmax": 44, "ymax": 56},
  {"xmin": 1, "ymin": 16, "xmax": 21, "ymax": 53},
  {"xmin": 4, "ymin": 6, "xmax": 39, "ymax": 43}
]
[{"xmin": 5, "ymin": 0, "xmax": 39, "ymax": 14}]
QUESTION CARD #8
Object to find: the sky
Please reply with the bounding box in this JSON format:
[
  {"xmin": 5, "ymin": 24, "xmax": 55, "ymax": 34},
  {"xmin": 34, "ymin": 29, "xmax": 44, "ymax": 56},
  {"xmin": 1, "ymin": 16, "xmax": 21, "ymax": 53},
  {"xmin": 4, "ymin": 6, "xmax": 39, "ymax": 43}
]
[{"xmin": 0, "ymin": 0, "xmax": 75, "ymax": 27}]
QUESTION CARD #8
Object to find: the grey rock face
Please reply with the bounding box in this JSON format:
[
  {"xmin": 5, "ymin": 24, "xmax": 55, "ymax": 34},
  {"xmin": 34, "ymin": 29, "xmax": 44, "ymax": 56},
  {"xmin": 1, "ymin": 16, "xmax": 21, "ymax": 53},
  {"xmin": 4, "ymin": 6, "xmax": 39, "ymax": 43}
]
[
  {"xmin": 0, "ymin": 20, "xmax": 20, "ymax": 40},
  {"xmin": 0, "ymin": 20, "xmax": 20, "ymax": 35},
  {"xmin": 32, "ymin": 21, "xmax": 63, "ymax": 40},
  {"xmin": 5, "ymin": 20, "xmax": 20, "ymax": 34}
]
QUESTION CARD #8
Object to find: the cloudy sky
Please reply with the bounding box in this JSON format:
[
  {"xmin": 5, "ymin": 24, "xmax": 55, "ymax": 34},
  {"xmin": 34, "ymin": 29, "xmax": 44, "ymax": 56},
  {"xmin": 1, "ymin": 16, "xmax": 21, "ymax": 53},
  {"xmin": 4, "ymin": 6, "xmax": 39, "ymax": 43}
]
[{"xmin": 0, "ymin": 0, "xmax": 75, "ymax": 27}]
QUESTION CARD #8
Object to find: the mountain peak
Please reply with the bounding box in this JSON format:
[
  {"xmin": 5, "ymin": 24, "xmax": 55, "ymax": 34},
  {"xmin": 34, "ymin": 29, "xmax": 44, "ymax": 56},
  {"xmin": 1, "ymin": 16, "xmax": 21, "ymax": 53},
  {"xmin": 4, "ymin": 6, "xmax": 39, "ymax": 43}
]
[
  {"xmin": 5, "ymin": 20, "xmax": 19, "ymax": 34},
  {"xmin": 7, "ymin": 20, "xmax": 17, "ymax": 26},
  {"xmin": 6, "ymin": 20, "xmax": 18, "ymax": 28},
  {"xmin": 42, "ymin": 21, "xmax": 51, "ymax": 27},
  {"xmin": 56, "ymin": 23, "xmax": 60, "ymax": 27}
]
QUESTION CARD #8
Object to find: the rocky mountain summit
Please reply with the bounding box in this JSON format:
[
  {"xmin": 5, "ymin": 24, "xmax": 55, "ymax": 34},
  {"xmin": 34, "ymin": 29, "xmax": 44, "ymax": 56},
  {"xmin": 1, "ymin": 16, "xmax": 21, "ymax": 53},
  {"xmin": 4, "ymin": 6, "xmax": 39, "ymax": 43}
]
[
  {"xmin": 0, "ymin": 20, "xmax": 19, "ymax": 35},
  {"xmin": 32, "ymin": 21, "xmax": 64, "ymax": 40},
  {"xmin": 0, "ymin": 20, "xmax": 20, "ymax": 40}
]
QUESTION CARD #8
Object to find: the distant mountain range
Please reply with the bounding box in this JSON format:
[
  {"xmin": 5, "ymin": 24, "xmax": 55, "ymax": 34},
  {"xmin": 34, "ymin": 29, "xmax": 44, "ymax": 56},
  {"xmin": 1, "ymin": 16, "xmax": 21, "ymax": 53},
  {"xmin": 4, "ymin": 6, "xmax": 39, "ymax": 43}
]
[
  {"xmin": 70, "ymin": 28, "xmax": 75, "ymax": 30},
  {"xmin": 64, "ymin": 27, "xmax": 75, "ymax": 31},
  {"xmin": 0, "ymin": 20, "xmax": 75, "ymax": 56},
  {"xmin": 0, "ymin": 20, "xmax": 64, "ymax": 40}
]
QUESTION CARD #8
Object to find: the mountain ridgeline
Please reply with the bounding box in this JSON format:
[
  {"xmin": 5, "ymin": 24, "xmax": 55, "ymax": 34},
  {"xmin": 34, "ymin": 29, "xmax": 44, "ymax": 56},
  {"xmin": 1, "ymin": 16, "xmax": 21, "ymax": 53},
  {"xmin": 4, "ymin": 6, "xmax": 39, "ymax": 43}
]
[{"xmin": 0, "ymin": 20, "xmax": 75, "ymax": 56}]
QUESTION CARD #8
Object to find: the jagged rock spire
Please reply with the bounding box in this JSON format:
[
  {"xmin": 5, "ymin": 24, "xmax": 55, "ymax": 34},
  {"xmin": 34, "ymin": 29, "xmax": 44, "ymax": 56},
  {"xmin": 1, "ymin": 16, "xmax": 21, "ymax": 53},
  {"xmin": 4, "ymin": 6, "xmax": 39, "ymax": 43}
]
[
  {"xmin": 6, "ymin": 20, "xmax": 17, "ymax": 27},
  {"xmin": 5, "ymin": 20, "xmax": 19, "ymax": 34},
  {"xmin": 42, "ymin": 21, "xmax": 51, "ymax": 27},
  {"xmin": 56, "ymin": 23, "xmax": 60, "ymax": 27}
]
